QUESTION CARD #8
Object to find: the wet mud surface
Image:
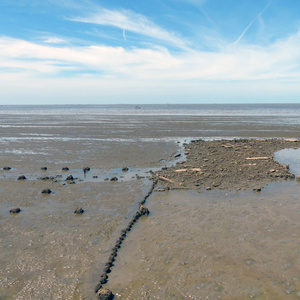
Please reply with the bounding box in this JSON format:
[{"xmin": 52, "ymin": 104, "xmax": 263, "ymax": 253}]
[
  {"xmin": 107, "ymin": 182, "xmax": 300, "ymax": 299},
  {"xmin": 1, "ymin": 130, "xmax": 300, "ymax": 299}
]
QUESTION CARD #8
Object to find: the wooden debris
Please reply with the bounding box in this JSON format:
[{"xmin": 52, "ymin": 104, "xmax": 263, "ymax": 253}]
[
  {"xmin": 246, "ymin": 157, "xmax": 270, "ymax": 160},
  {"xmin": 158, "ymin": 176, "xmax": 175, "ymax": 183}
]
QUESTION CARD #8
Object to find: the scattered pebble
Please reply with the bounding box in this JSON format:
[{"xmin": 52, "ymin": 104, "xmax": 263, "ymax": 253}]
[
  {"xmin": 74, "ymin": 207, "xmax": 84, "ymax": 214},
  {"xmin": 10, "ymin": 207, "xmax": 21, "ymax": 214},
  {"xmin": 41, "ymin": 188, "xmax": 52, "ymax": 194}
]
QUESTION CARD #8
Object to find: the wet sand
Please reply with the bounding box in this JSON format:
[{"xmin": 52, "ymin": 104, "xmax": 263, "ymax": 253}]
[
  {"xmin": 1, "ymin": 135, "xmax": 300, "ymax": 299},
  {"xmin": 107, "ymin": 182, "xmax": 300, "ymax": 299}
]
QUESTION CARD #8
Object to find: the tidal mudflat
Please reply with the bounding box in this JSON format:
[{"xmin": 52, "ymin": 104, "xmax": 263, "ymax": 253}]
[{"xmin": 1, "ymin": 105, "xmax": 300, "ymax": 299}]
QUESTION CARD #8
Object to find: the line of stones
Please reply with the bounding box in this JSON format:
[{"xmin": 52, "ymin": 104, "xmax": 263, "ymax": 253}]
[{"xmin": 94, "ymin": 179, "xmax": 158, "ymax": 299}]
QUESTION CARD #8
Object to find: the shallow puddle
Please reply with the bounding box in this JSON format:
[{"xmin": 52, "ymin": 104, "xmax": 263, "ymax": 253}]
[{"xmin": 275, "ymin": 148, "xmax": 300, "ymax": 176}]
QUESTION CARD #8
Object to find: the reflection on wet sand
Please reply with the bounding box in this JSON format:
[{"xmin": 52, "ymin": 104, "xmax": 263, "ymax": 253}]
[{"xmin": 107, "ymin": 181, "xmax": 300, "ymax": 299}]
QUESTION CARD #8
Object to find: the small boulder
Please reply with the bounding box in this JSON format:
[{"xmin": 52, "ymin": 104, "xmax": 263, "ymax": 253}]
[
  {"xmin": 62, "ymin": 167, "xmax": 69, "ymax": 171},
  {"xmin": 42, "ymin": 188, "xmax": 52, "ymax": 194},
  {"xmin": 122, "ymin": 167, "xmax": 129, "ymax": 172},
  {"xmin": 83, "ymin": 167, "xmax": 90, "ymax": 173},
  {"xmin": 66, "ymin": 175, "xmax": 74, "ymax": 181},
  {"xmin": 17, "ymin": 175, "xmax": 27, "ymax": 180},
  {"xmin": 41, "ymin": 167, "xmax": 47, "ymax": 171},
  {"xmin": 96, "ymin": 288, "xmax": 113, "ymax": 300},
  {"xmin": 253, "ymin": 187, "xmax": 263, "ymax": 192},
  {"xmin": 10, "ymin": 207, "xmax": 21, "ymax": 214},
  {"xmin": 3, "ymin": 166, "xmax": 11, "ymax": 170},
  {"xmin": 139, "ymin": 205, "xmax": 150, "ymax": 216},
  {"xmin": 110, "ymin": 177, "xmax": 118, "ymax": 181},
  {"xmin": 74, "ymin": 207, "xmax": 84, "ymax": 214}
]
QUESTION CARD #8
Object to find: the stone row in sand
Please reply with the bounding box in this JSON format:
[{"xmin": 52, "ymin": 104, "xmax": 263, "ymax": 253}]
[
  {"xmin": 94, "ymin": 180, "xmax": 157, "ymax": 300},
  {"xmin": 157, "ymin": 138, "xmax": 300, "ymax": 191}
]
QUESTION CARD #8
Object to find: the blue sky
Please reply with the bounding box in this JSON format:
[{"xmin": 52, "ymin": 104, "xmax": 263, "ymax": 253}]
[{"xmin": 1, "ymin": 0, "xmax": 300, "ymax": 104}]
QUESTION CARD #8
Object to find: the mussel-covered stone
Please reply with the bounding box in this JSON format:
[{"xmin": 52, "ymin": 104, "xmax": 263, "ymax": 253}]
[
  {"xmin": 74, "ymin": 207, "xmax": 84, "ymax": 214},
  {"xmin": 96, "ymin": 288, "xmax": 113, "ymax": 300},
  {"xmin": 66, "ymin": 175, "xmax": 74, "ymax": 181},
  {"xmin": 10, "ymin": 207, "xmax": 21, "ymax": 214}
]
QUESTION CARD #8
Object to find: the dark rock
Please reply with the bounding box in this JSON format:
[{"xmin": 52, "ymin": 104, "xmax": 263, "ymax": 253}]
[
  {"xmin": 110, "ymin": 177, "xmax": 118, "ymax": 181},
  {"xmin": 96, "ymin": 288, "xmax": 113, "ymax": 300},
  {"xmin": 62, "ymin": 167, "xmax": 69, "ymax": 171},
  {"xmin": 41, "ymin": 167, "xmax": 47, "ymax": 171},
  {"xmin": 10, "ymin": 207, "xmax": 21, "ymax": 214},
  {"xmin": 40, "ymin": 176, "xmax": 50, "ymax": 181},
  {"xmin": 122, "ymin": 167, "xmax": 129, "ymax": 172},
  {"xmin": 66, "ymin": 175, "xmax": 74, "ymax": 181},
  {"xmin": 42, "ymin": 188, "xmax": 52, "ymax": 194},
  {"xmin": 103, "ymin": 266, "xmax": 111, "ymax": 273},
  {"xmin": 105, "ymin": 262, "xmax": 113, "ymax": 268},
  {"xmin": 174, "ymin": 153, "xmax": 181, "ymax": 158},
  {"xmin": 93, "ymin": 176, "xmax": 98, "ymax": 178},
  {"xmin": 17, "ymin": 175, "xmax": 26, "ymax": 180},
  {"xmin": 74, "ymin": 207, "xmax": 84, "ymax": 214},
  {"xmin": 95, "ymin": 283, "xmax": 102, "ymax": 293},
  {"xmin": 83, "ymin": 167, "xmax": 90, "ymax": 173},
  {"xmin": 253, "ymin": 187, "xmax": 263, "ymax": 192},
  {"xmin": 109, "ymin": 255, "xmax": 116, "ymax": 262},
  {"xmin": 139, "ymin": 205, "xmax": 150, "ymax": 216},
  {"xmin": 3, "ymin": 166, "xmax": 11, "ymax": 170}
]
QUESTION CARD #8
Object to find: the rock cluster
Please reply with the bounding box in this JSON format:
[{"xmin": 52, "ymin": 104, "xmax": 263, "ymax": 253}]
[{"xmin": 94, "ymin": 180, "xmax": 157, "ymax": 298}]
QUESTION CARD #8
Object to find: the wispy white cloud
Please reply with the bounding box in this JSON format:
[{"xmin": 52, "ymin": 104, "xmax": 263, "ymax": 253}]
[
  {"xmin": 230, "ymin": 1, "xmax": 272, "ymax": 46},
  {"xmin": 69, "ymin": 7, "xmax": 188, "ymax": 49},
  {"xmin": 44, "ymin": 37, "xmax": 66, "ymax": 44},
  {"xmin": 1, "ymin": 30, "xmax": 300, "ymax": 83}
]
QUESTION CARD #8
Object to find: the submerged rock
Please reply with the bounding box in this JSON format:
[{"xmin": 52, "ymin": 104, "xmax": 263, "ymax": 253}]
[
  {"xmin": 10, "ymin": 207, "xmax": 21, "ymax": 214},
  {"xmin": 96, "ymin": 288, "xmax": 113, "ymax": 300}
]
